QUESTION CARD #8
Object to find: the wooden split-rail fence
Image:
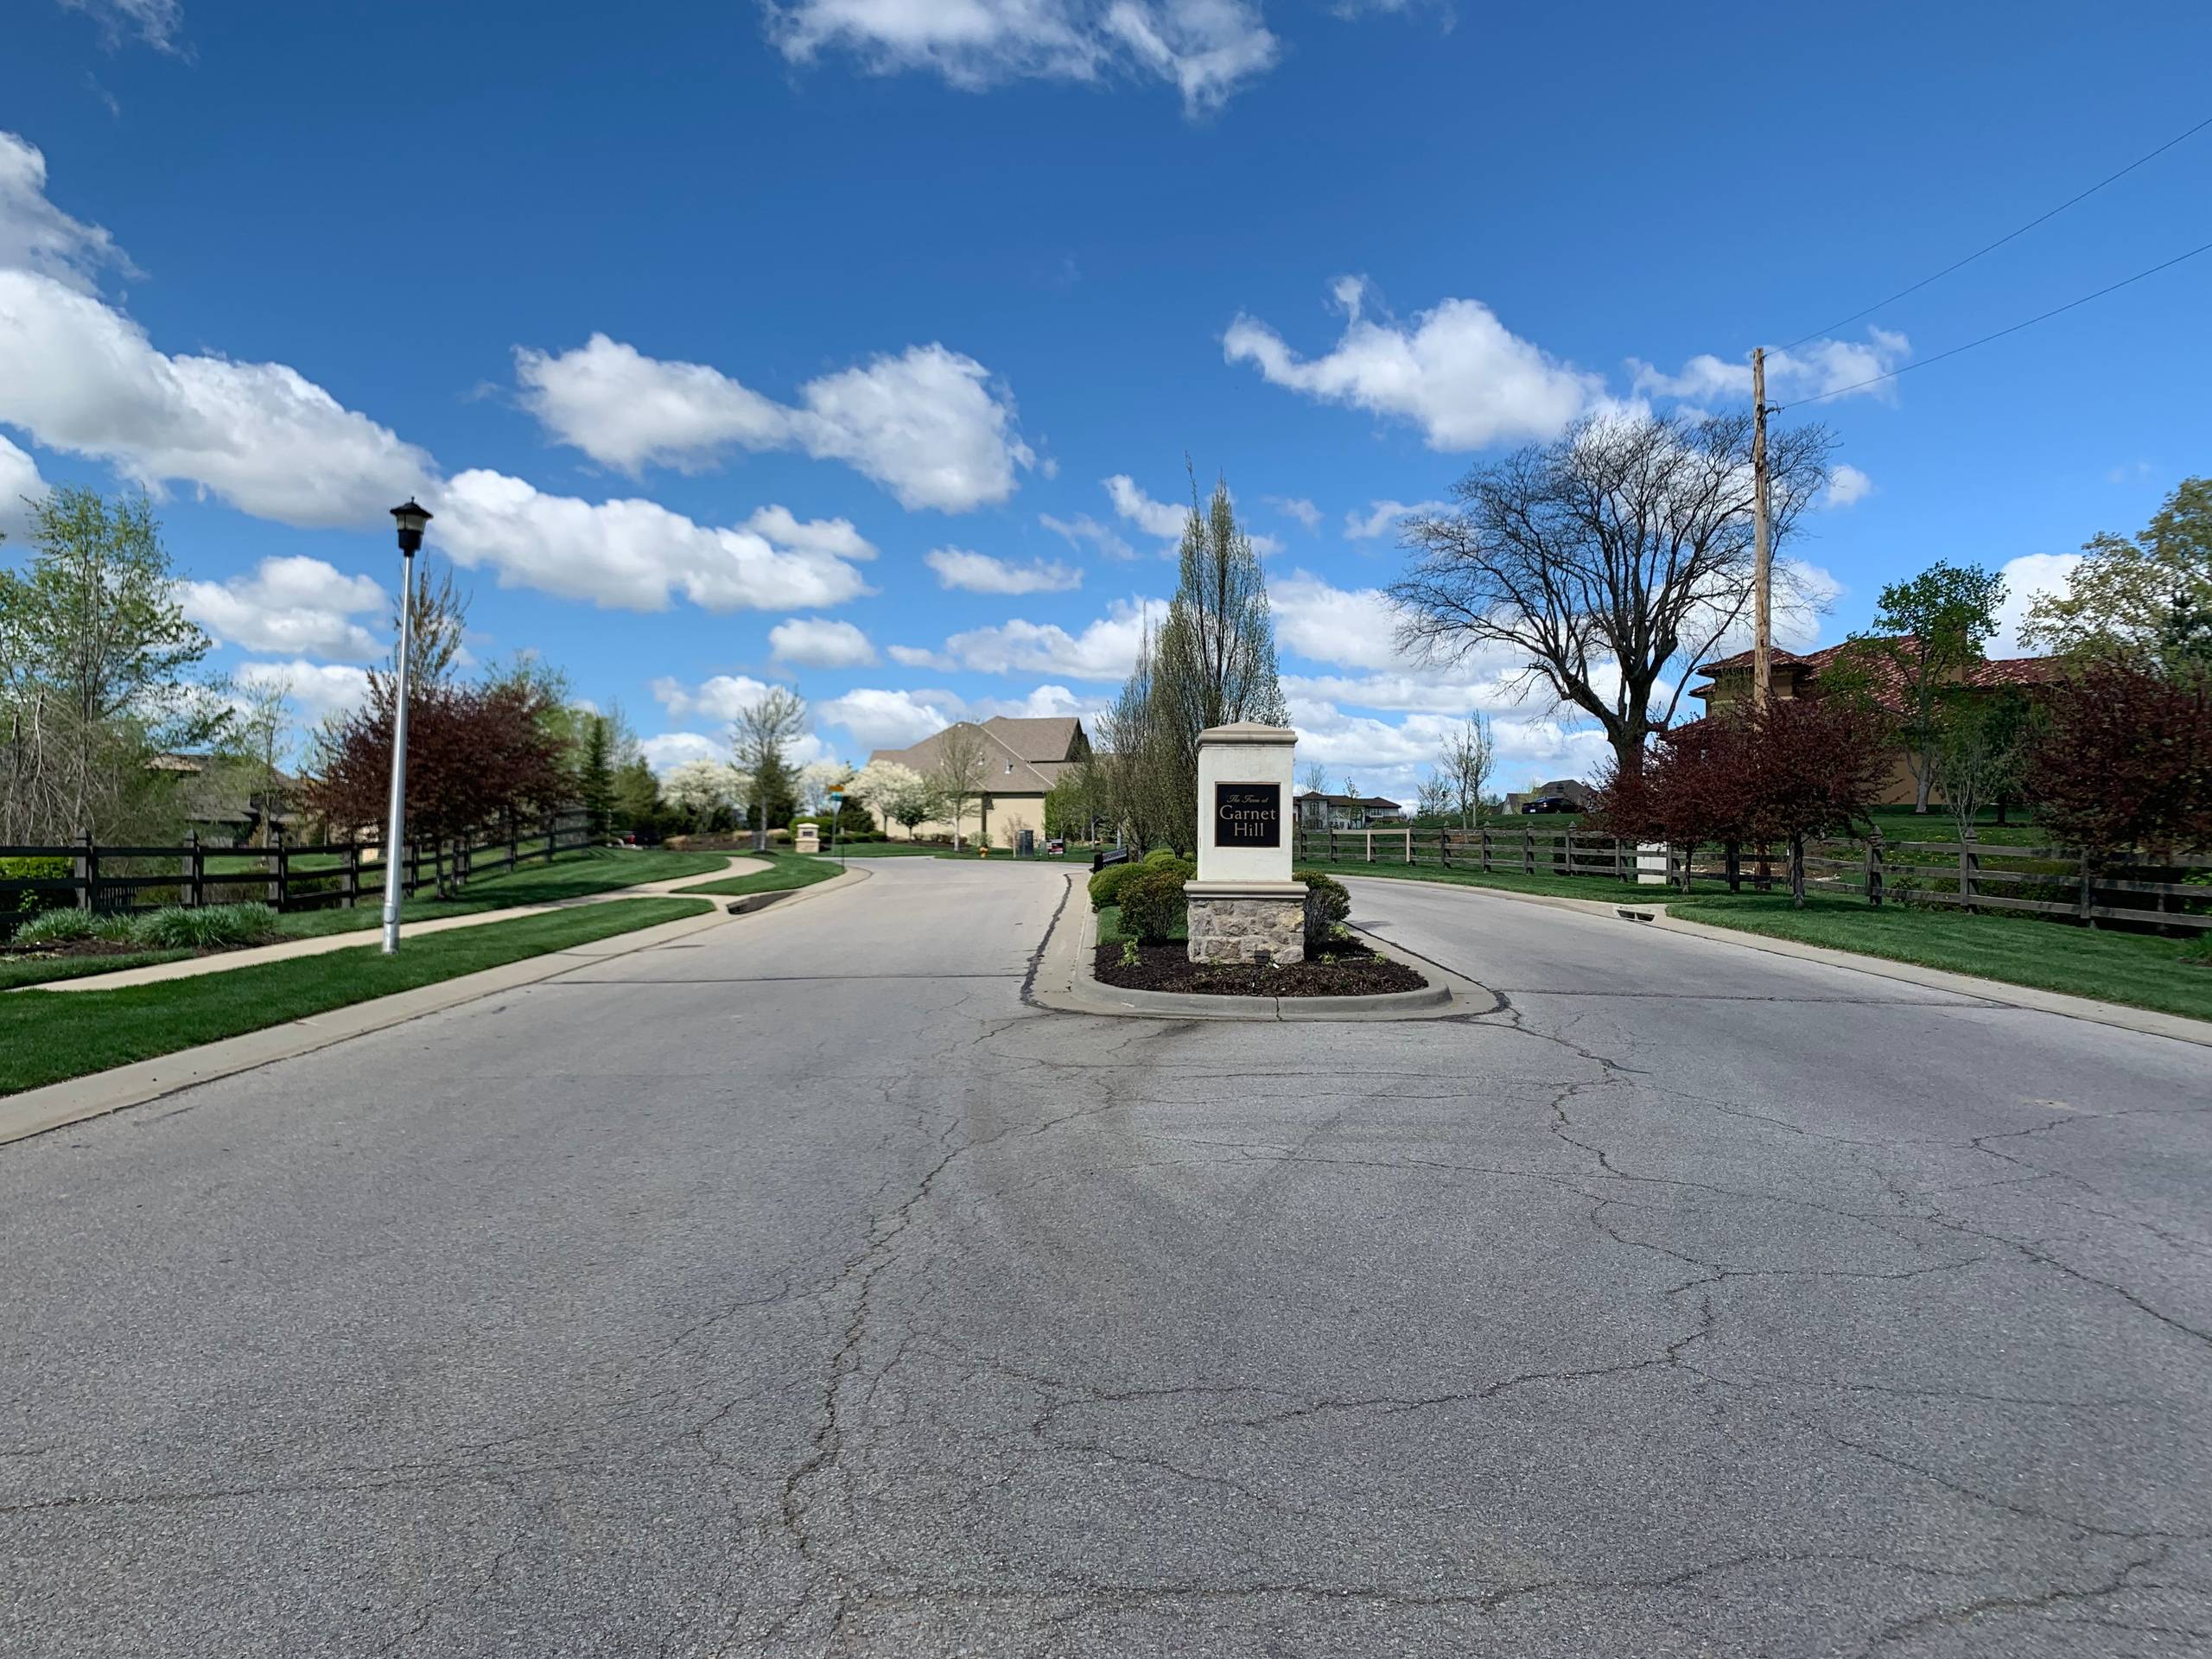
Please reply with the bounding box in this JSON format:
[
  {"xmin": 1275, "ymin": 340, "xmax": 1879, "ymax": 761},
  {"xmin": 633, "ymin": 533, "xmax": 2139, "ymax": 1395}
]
[
  {"xmin": 1, "ymin": 810, "xmax": 593, "ymax": 926},
  {"xmin": 1292, "ymin": 823, "xmax": 2212, "ymax": 933}
]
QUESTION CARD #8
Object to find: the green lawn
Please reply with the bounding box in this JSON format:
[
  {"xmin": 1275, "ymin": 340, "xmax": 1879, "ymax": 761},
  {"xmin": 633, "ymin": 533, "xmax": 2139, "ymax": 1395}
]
[
  {"xmin": 1306, "ymin": 857, "xmax": 2209, "ymax": 1022},
  {"xmin": 1095, "ymin": 903, "xmax": 1187, "ymax": 946},
  {"xmin": 0, "ymin": 848, "xmax": 734, "ymax": 990},
  {"xmin": 1, "ymin": 896, "xmax": 710, "ymax": 1096},
  {"xmin": 1668, "ymin": 894, "xmax": 2210, "ymax": 1022},
  {"xmin": 675, "ymin": 857, "xmax": 845, "ymax": 897},
  {"xmin": 830, "ymin": 841, "xmax": 1103, "ymax": 862}
]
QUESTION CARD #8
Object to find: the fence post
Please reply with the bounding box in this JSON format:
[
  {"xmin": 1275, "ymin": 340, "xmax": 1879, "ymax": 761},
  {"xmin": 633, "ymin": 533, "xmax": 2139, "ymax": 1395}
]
[
  {"xmin": 507, "ymin": 812, "xmax": 518, "ymax": 874},
  {"xmin": 1959, "ymin": 830, "xmax": 1977, "ymax": 916},
  {"xmin": 269, "ymin": 827, "xmax": 286, "ymax": 910},
  {"xmin": 1440, "ymin": 829, "xmax": 1452, "ymax": 869},
  {"xmin": 2079, "ymin": 853, "xmax": 2095, "ymax": 928},
  {"xmin": 182, "ymin": 830, "xmax": 201, "ymax": 908},
  {"xmin": 1566, "ymin": 828, "xmax": 1578, "ymax": 878},
  {"xmin": 346, "ymin": 842, "xmax": 360, "ymax": 908},
  {"xmin": 1523, "ymin": 832, "xmax": 1534, "ymax": 877},
  {"xmin": 74, "ymin": 831, "xmax": 94, "ymax": 913},
  {"xmin": 547, "ymin": 816, "xmax": 558, "ymax": 866},
  {"xmin": 1865, "ymin": 833, "xmax": 1884, "ymax": 908},
  {"xmin": 1480, "ymin": 826, "xmax": 1491, "ymax": 873}
]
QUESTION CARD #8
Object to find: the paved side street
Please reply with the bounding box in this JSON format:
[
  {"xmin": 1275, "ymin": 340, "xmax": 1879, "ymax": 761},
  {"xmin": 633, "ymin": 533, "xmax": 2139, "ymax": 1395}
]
[{"xmin": 3, "ymin": 858, "xmax": 2208, "ymax": 1657}]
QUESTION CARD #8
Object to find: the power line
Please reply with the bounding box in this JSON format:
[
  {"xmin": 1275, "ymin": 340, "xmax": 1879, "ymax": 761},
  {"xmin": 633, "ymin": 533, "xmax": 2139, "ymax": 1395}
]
[
  {"xmin": 1773, "ymin": 235, "xmax": 2212, "ymax": 410},
  {"xmin": 1777, "ymin": 111, "xmax": 2212, "ymax": 353}
]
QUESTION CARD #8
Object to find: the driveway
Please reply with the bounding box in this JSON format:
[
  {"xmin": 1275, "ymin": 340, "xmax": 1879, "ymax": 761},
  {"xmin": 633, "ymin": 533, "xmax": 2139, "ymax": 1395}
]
[{"xmin": 3, "ymin": 858, "xmax": 2206, "ymax": 1656}]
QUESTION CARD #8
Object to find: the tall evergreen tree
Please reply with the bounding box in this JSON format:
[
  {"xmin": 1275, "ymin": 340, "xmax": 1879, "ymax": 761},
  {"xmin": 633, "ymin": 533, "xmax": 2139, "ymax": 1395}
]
[{"xmin": 578, "ymin": 714, "xmax": 615, "ymax": 838}]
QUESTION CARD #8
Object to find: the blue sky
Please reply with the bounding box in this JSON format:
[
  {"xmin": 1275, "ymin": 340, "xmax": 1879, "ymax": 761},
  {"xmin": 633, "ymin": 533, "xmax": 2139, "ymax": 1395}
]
[{"xmin": 5, "ymin": 0, "xmax": 2208, "ymax": 798}]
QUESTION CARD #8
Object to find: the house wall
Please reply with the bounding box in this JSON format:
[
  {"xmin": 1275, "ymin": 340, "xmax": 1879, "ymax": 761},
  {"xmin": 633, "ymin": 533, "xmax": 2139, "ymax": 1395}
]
[{"xmin": 877, "ymin": 792, "xmax": 1047, "ymax": 849}]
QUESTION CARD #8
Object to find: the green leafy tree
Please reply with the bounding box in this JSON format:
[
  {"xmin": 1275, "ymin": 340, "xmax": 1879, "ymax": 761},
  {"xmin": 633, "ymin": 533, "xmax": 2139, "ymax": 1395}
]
[
  {"xmin": 1845, "ymin": 560, "xmax": 2006, "ymax": 812},
  {"xmin": 2020, "ymin": 477, "xmax": 2212, "ymax": 677},
  {"xmin": 0, "ymin": 486, "xmax": 221, "ymax": 841},
  {"xmin": 578, "ymin": 715, "xmax": 616, "ymax": 838}
]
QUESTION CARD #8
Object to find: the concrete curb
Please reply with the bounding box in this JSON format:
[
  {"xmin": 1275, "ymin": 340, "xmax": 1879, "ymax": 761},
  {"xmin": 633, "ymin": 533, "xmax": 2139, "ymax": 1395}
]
[
  {"xmin": 22, "ymin": 852, "xmax": 772, "ymax": 995},
  {"xmin": 0, "ymin": 869, "xmax": 874, "ymax": 1149},
  {"xmin": 1029, "ymin": 890, "xmax": 1489, "ymax": 1022},
  {"xmin": 1338, "ymin": 873, "xmax": 2212, "ymax": 1050},
  {"xmin": 701, "ymin": 864, "xmax": 871, "ymax": 914}
]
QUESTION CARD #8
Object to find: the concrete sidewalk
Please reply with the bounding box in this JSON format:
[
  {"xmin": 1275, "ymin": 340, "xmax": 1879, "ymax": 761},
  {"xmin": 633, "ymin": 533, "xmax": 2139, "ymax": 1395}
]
[{"xmin": 24, "ymin": 853, "xmax": 769, "ymax": 994}]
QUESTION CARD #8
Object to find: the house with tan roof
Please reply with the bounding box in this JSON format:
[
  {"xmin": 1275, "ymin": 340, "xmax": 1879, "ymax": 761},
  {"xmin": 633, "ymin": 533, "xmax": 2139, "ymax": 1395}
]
[
  {"xmin": 867, "ymin": 716, "xmax": 1091, "ymax": 849},
  {"xmin": 1688, "ymin": 638, "xmax": 2059, "ymax": 806}
]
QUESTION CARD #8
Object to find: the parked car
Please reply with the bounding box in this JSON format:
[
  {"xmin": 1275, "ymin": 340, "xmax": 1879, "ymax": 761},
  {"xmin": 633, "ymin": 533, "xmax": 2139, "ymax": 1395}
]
[{"xmin": 1520, "ymin": 796, "xmax": 1584, "ymax": 815}]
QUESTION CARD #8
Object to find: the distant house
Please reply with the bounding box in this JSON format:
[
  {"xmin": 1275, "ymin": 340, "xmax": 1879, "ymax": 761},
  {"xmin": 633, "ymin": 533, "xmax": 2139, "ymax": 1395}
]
[
  {"xmin": 1503, "ymin": 779, "xmax": 1597, "ymax": 815},
  {"xmin": 1294, "ymin": 791, "xmax": 1403, "ymax": 830},
  {"xmin": 150, "ymin": 753, "xmax": 304, "ymax": 847},
  {"xmin": 1688, "ymin": 638, "xmax": 2059, "ymax": 807},
  {"xmin": 867, "ymin": 716, "xmax": 1090, "ymax": 849}
]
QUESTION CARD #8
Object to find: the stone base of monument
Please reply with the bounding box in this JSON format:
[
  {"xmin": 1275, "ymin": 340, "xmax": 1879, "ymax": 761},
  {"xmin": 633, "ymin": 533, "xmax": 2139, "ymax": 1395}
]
[{"xmin": 1184, "ymin": 880, "xmax": 1312, "ymax": 967}]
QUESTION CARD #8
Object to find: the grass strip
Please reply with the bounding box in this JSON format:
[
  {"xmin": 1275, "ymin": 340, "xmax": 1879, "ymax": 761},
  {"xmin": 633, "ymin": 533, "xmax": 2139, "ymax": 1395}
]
[
  {"xmin": 674, "ymin": 857, "xmax": 844, "ymax": 897},
  {"xmin": 0, "ymin": 950, "xmax": 193, "ymax": 992},
  {"xmin": 1, "ymin": 896, "xmax": 709, "ymax": 1096},
  {"xmin": 1668, "ymin": 895, "xmax": 2211, "ymax": 1023}
]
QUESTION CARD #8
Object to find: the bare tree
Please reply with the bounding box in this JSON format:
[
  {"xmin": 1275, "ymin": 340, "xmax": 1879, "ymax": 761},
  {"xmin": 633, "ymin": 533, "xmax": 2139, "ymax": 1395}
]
[
  {"xmin": 1440, "ymin": 714, "xmax": 1494, "ymax": 829},
  {"xmin": 1298, "ymin": 761, "xmax": 1331, "ymax": 797},
  {"xmin": 391, "ymin": 560, "xmax": 472, "ymax": 687},
  {"xmin": 226, "ymin": 673, "xmax": 294, "ymax": 848},
  {"xmin": 1414, "ymin": 773, "xmax": 1452, "ymax": 819},
  {"xmin": 932, "ymin": 723, "xmax": 991, "ymax": 851},
  {"xmin": 730, "ymin": 687, "xmax": 806, "ymax": 852},
  {"xmin": 1390, "ymin": 410, "xmax": 1833, "ymax": 776}
]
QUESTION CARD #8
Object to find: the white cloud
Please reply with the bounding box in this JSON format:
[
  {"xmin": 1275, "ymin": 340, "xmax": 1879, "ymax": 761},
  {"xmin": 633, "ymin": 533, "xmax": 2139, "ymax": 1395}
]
[
  {"xmin": 939, "ymin": 596, "xmax": 1154, "ymax": 680},
  {"xmin": 515, "ymin": 334, "xmax": 1034, "ymax": 512},
  {"xmin": 925, "ymin": 545, "xmax": 1083, "ymax": 594},
  {"xmin": 1269, "ymin": 569, "xmax": 1407, "ymax": 669},
  {"xmin": 232, "ymin": 658, "xmax": 373, "ymax": 723},
  {"xmin": 59, "ymin": 0, "xmax": 186, "ymax": 51},
  {"xmin": 0, "ymin": 132, "xmax": 132, "ymax": 291},
  {"xmin": 1991, "ymin": 552, "xmax": 2082, "ymax": 658},
  {"xmin": 1344, "ymin": 498, "xmax": 1449, "ymax": 539},
  {"xmin": 639, "ymin": 731, "xmax": 727, "ymax": 772},
  {"xmin": 179, "ymin": 556, "xmax": 386, "ymax": 662},
  {"xmin": 1821, "ymin": 463, "xmax": 1872, "ymax": 509},
  {"xmin": 1039, "ymin": 511, "xmax": 1136, "ymax": 561},
  {"xmin": 763, "ymin": 0, "xmax": 1280, "ymax": 117},
  {"xmin": 819, "ymin": 686, "xmax": 957, "ymax": 753},
  {"xmin": 1629, "ymin": 328, "xmax": 1910, "ymax": 406},
  {"xmin": 0, "ymin": 433, "xmax": 46, "ymax": 539},
  {"xmin": 887, "ymin": 643, "xmax": 957, "ymax": 670},
  {"xmin": 1269, "ymin": 495, "xmax": 1321, "ymax": 531},
  {"xmin": 770, "ymin": 615, "xmax": 878, "ymax": 667},
  {"xmin": 1224, "ymin": 279, "xmax": 1603, "ymax": 450},
  {"xmin": 430, "ymin": 473, "xmax": 873, "ymax": 613},
  {"xmin": 1285, "ymin": 695, "xmax": 1612, "ymax": 798},
  {"xmin": 1104, "ymin": 473, "xmax": 1188, "ymax": 540},
  {"xmin": 651, "ymin": 673, "xmax": 780, "ymax": 724},
  {"xmin": 0, "ymin": 270, "xmax": 437, "ymax": 527}
]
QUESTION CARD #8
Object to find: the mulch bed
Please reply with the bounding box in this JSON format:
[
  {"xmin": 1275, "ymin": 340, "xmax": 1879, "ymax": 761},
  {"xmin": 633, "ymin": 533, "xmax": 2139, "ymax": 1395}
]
[
  {"xmin": 1094, "ymin": 935, "xmax": 1429, "ymax": 999},
  {"xmin": 1, "ymin": 938, "xmax": 171, "ymax": 963}
]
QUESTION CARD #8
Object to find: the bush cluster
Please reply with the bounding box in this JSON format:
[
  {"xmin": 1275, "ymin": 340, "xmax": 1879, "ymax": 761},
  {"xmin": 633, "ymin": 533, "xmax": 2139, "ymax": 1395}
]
[
  {"xmin": 1089, "ymin": 852, "xmax": 1195, "ymax": 912},
  {"xmin": 1116, "ymin": 866, "xmax": 1189, "ymax": 944},
  {"xmin": 10, "ymin": 902, "xmax": 281, "ymax": 952},
  {"xmin": 1295, "ymin": 869, "xmax": 1351, "ymax": 926}
]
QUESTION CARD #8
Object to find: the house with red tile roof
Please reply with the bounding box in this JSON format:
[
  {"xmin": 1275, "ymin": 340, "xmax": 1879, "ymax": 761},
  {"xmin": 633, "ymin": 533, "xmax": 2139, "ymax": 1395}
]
[{"xmin": 1687, "ymin": 638, "xmax": 2059, "ymax": 806}]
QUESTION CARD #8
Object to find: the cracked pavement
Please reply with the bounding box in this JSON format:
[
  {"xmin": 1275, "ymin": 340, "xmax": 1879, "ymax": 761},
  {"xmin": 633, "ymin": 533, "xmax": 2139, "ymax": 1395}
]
[{"xmin": 3, "ymin": 860, "xmax": 2208, "ymax": 1656}]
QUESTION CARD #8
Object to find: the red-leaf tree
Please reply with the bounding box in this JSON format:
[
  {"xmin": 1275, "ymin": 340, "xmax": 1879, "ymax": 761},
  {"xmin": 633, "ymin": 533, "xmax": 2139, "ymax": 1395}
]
[
  {"xmin": 307, "ymin": 674, "xmax": 570, "ymax": 893},
  {"xmin": 2025, "ymin": 660, "xmax": 2212, "ymax": 859},
  {"xmin": 1590, "ymin": 710, "xmax": 1765, "ymax": 892},
  {"xmin": 1742, "ymin": 695, "xmax": 1897, "ymax": 906}
]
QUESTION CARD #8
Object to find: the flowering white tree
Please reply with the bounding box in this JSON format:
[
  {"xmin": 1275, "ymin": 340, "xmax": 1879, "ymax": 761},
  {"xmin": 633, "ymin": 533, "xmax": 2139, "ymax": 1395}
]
[
  {"xmin": 847, "ymin": 759, "xmax": 936, "ymax": 838},
  {"xmin": 660, "ymin": 759, "xmax": 749, "ymax": 818},
  {"xmin": 797, "ymin": 758, "xmax": 856, "ymax": 816}
]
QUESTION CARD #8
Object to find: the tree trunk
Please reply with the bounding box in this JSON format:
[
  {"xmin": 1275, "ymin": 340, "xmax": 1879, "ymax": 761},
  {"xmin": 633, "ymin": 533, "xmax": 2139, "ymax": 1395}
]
[
  {"xmin": 1789, "ymin": 834, "xmax": 1806, "ymax": 907},
  {"xmin": 1725, "ymin": 841, "xmax": 1741, "ymax": 893}
]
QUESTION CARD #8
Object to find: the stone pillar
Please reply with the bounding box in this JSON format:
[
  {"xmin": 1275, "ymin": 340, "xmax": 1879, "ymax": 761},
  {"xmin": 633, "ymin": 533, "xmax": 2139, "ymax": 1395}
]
[{"xmin": 1184, "ymin": 723, "xmax": 1306, "ymax": 966}]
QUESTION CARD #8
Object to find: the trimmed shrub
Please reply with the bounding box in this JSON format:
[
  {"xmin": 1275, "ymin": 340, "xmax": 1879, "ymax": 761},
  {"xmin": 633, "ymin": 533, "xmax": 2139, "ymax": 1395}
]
[
  {"xmin": 1141, "ymin": 848, "xmax": 1184, "ymax": 868},
  {"xmin": 1088, "ymin": 861, "xmax": 1140, "ymax": 912},
  {"xmin": 129, "ymin": 903, "xmax": 281, "ymax": 950},
  {"xmin": 1295, "ymin": 869, "xmax": 1350, "ymax": 925},
  {"xmin": 2, "ymin": 855, "xmax": 73, "ymax": 918},
  {"xmin": 1117, "ymin": 866, "xmax": 1188, "ymax": 944}
]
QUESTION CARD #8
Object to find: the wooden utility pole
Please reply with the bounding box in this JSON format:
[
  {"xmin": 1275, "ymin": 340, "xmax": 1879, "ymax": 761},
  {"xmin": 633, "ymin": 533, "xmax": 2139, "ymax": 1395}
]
[{"xmin": 1751, "ymin": 346, "xmax": 1772, "ymax": 705}]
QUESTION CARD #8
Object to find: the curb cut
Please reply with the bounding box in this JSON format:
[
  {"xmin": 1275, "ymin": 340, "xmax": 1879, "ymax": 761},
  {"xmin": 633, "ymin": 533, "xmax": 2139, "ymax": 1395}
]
[{"xmin": 1029, "ymin": 895, "xmax": 1491, "ymax": 1022}]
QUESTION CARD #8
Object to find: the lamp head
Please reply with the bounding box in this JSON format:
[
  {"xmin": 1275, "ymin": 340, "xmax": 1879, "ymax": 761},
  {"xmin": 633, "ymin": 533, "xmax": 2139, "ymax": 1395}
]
[{"xmin": 390, "ymin": 499, "xmax": 432, "ymax": 554}]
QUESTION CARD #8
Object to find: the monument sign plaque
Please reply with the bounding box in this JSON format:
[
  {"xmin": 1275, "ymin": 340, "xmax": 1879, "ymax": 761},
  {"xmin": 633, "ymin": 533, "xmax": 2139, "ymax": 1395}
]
[
  {"xmin": 1215, "ymin": 782, "xmax": 1281, "ymax": 848},
  {"xmin": 1185, "ymin": 723, "xmax": 1307, "ymax": 966}
]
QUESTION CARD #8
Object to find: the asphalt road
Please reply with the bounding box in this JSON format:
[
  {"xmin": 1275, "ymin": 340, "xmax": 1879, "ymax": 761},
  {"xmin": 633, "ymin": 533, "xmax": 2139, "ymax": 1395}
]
[{"xmin": 3, "ymin": 859, "xmax": 2208, "ymax": 1657}]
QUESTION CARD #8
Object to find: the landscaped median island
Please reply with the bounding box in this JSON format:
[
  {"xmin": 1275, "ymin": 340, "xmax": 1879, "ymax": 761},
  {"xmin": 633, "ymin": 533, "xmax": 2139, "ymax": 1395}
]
[{"xmin": 0, "ymin": 896, "xmax": 709, "ymax": 1096}]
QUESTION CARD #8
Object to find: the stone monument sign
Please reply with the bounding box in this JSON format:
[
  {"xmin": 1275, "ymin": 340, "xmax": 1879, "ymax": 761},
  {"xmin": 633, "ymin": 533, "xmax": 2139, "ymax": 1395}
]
[{"xmin": 1184, "ymin": 722, "xmax": 1307, "ymax": 965}]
